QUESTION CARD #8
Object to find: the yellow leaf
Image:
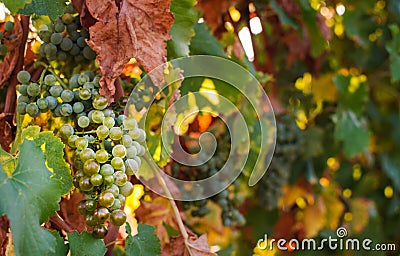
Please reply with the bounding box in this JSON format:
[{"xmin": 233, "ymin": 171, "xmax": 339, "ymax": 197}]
[{"xmin": 301, "ymin": 196, "xmax": 326, "ymax": 238}]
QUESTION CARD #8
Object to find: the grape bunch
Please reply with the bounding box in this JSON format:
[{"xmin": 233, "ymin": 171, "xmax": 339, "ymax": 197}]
[
  {"xmin": 256, "ymin": 114, "xmax": 305, "ymax": 210},
  {"xmin": 62, "ymin": 114, "xmax": 145, "ymax": 239},
  {"xmin": 0, "ymin": 21, "xmax": 16, "ymax": 61},
  {"xmin": 38, "ymin": 4, "xmax": 96, "ymax": 63},
  {"xmin": 16, "ymin": 70, "xmax": 103, "ymax": 118},
  {"xmin": 172, "ymin": 131, "xmax": 246, "ymax": 227},
  {"xmin": 123, "ymin": 75, "xmax": 160, "ymax": 112}
]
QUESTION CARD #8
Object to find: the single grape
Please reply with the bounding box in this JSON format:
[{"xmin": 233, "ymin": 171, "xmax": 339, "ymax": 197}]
[
  {"xmin": 78, "ymin": 116, "xmax": 90, "ymax": 128},
  {"xmin": 68, "ymin": 134, "xmax": 78, "ymax": 148},
  {"xmin": 16, "ymin": 102, "xmax": 27, "ymax": 115},
  {"xmin": 92, "ymin": 225, "xmax": 108, "ymax": 239},
  {"xmin": 95, "ymin": 149, "xmax": 109, "ymax": 163},
  {"xmin": 100, "ymin": 164, "xmax": 114, "ymax": 176},
  {"xmin": 27, "ymin": 83, "xmax": 41, "ymax": 97},
  {"xmin": 137, "ymin": 145, "xmax": 146, "ymax": 157},
  {"xmin": 60, "ymin": 89, "xmax": 74, "ymax": 103},
  {"xmin": 76, "ymin": 37, "xmax": 87, "ymax": 48},
  {"xmin": 57, "ymin": 51, "xmax": 68, "ymax": 61},
  {"xmin": 78, "ymin": 74, "xmax": 90, "ymax": 85},
  {"xmin": 123, "ymin": 117, "xmax": 138, "ymax": 130},
  {"xmin": 85, "ymin": 215, "xmax": 98, "ymax": 227},
  {"xmin": 96, "ymin": 125, "xmax": 109, "ymax": 139},
  {"xmin": 59, "ymin": 124, "xmax": 74, "ymax": 139},
  {"xmin": 116, "ymin": 115, "xmax": 126, "ymax": 125},
  {"xmin": 113, "ymin": 171, "xmax": 127, "ymax": 186},
  {"xmin": 69, "ymin": 44, "xmax": 80, "ymax": 55},
  {"xmin": 103, "ymin": 116, "xmax": 115, "ymax": 129},
  {"xmin": 44, "ymin": 43, "xmax": 57, "ymax": 56},
  {"xmin": 79, "ymin": 88, "xmax": 91, "ymax": 100},
  {"xmin": 4, "ymin": 21, "xmax": 14, "ymax": 32},
  {"xmin": 44, "ymin": 74, "xmax": 56, "ymax": 86},
  {"xmin": 85, "ymin": 199, "xmax": 97, "ymax": 212},
  {"xmin": 69, "ymin": 74, "xmax": 80, "ymax": 89},
  {"xmin": 92, "ymin": 95, "xmax": 108, "ymax": 110},
  {"xmin": 125, "ymin": 159, "xmax": 139, "ymax": 175},
  {"xmin": 17, "ymin": 70, "xmax": 31, "ymax": 84},
  {"xmin": 117, "ymin": 194, "xmax": 126, "ymax": 205},
  {"xmin": 18, "ymin": 95, "xmax": 30, "ymax": 103},
  {"xmin": 111, "ymin": 199, "xmax": 122, "ymax": 210},
  {"xmin": 109, "ymin": 127, "xmax": 123, "ymax": 141},
  {"xmin": 79, "ymin": 176, "xmax": 93, "ymax": 191},
  {"xmin": 119, "ymin": 181, "xmax": 134, "ymax": 197},
  {"xmin": 0, "ymin": 45, "xmax": 7, "ymax": 56},
  {"xmin": 126, "ymin": 146, "xmax": 137, "ymax": 159},
  {"xmin": 98, "ymin": 191, "xmax": 115, "ymax": 207},
  {"xmin": 49, "ymin": 85, "xmax": 63, "ymax": 97},
  {"xmin": 103, "ymin": 175, "xmax": 114, "ymax": 186},
  {"xmin": 91, "ymin": 110, "xmax": 105, "ymax": 124},
  {"xmin": 82, "ymin": 46, "xmax": 96, "ymax": 60},
  {"xmin": 54, "ymin": 20, "xmax": 65, "ymax": 33},
  {"xmin": 73, "ymin": 102, "xmax": 84, "ymax": 113},
  {"xmin": 83, "ymin": 82, "xmax": 94, "ymax": 90},
  {"xmin": 110, "ymin": 210, "xmax": 126, "ymax": 226},
  {"xmin": 83, "ymin": 159, "xmax": 100, "ymax": 175},
  {"xmin": 106, "ymin": 184, "xmax": 119, "ymax": 196},
  {"xmin": 26, "ymin": 103, "xmax": 40, "ymax": 117},
  {"xmin": 111, "ymin": 157, "xmax": 124, "ymax": 170},
  {"xmin": 90, "ymin": 173, "xmax": 103, "ymax": 186},
  {"xmin": 50, "ymin": 33, "xmax": 63, "ymax": 45},
  {"xmin": 36, "ymin": 98, "xmax": 49, "ymax": 110},
  {"xmin": 77, "ymin": 200, "xmax": 88, "ymax": 215},
  {"xmin": 60, "ymin": 103, "xmax": 73, "ymax": 116},
  {"xmin": 93, "ymin": 208, "xmax": 110, "ymax": 223},
  {"xmin": 18, "ymin": 84, "xmax": 28, "ymax": 96},
  {"xmin": 80, "ymin": 148, "xmax": 95, "ymax": 162},
  {"xmin": 46, "ymin": 96, "xmax": 58, "ymax": 110},
  {"xmin": 75, "ymin": 137, "xmax": 89, "ymax": 150},
  {"xmin": 61, "ymin": 13, "xmax": 74, "ymax": 24}
]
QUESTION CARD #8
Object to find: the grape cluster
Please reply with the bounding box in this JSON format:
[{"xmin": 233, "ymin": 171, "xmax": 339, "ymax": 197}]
[
  {"xmin": 256, "ymin": 114, "xmax": 305, "ymax": 210},
  {"xmin": 172, "ymin": 132, "xmax": 245, "ymax": 226},
  {"xmin": 38, "ymin": 4, "xmax": 96, "ymax": 63},
  {"xmin": 16, "ymin": 70, "xmax": 101, "ymax": 118},
  {"xmin": 0, "ymin": 21, "xmax": 16, "ymax": 61},
  {"xmin": 124, "ymin": 76, "xmax": 160, "ymax": 112},
  {"xmin": 63, "ymin": 114, "xmax": 145, "ymax": 238}
]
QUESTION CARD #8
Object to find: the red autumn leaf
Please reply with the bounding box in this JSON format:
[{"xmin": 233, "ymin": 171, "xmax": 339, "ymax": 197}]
[
  {"xmin": 161, "ymin": 234, "xmax": 216, "ymax": 256},
  {"xmin": 85, "ymin": 0, "xmax": 174, "ymax": 101}
]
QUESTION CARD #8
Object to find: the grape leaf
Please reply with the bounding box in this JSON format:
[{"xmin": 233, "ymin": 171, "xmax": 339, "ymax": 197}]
[
  {"xmin": 386, "ymin": 24, "xmax": 400, "ymax": 83},
  {"xmin": 334, "ymin": 74, "xmax": 368, "ymax": 115},
  {"xmin": 86, "ymin": 0, "xmax": 174, "ymax": 100},
  {"xmin": 0, "ymin": 138, "xmax": 63, "ymax": 256},
  {"xmin": 125, "ymin": 223, "xmax": 161, "ymax": 256},
  {"xmin": 167, "ymin": 0, "xmax": 200, "ymax": 58},
  {"xmin": 1, "ymin": 0, "xmax": 31, "ymax": 14},
  {"xmin": 18, "ymin": 0, "xmax": 66, "ymax": 19},
  {"xmin": 0, "ymin": 147, "xmax": 16, "ymax": 176},
  {"xmin": 68, "ymin": 231, "xmax": 107, "ymax": 256},
  {"xmin": 49, "ymin": 231, "xmax": 69, "ymax": 256},
  {"xmin": 189, "ymin": 23, "xmax": 226, "ymax": 57}
]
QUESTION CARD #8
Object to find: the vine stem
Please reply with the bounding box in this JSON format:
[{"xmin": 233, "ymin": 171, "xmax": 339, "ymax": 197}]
[
  {"xmin": 36, "ymin": 62, "xmax": 69, "ymax": 89},
  {"xmin": 143, "ymin": 154, "xmax": 193, "ymax": 256},
  {"xmin": 49, "ymin": 213, "xmax": 73, "ymax": 233}
]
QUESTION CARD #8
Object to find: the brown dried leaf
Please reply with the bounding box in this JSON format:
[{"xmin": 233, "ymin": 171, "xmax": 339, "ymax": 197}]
[
  {"xmin": 195, "ymin": 0, "xmax": 233, "ymax": 32},
  {"xmin": 0, "ymin": 18, "xmax": 22, "ymax": 88},
  {"xmin": 86, "ymin": 0, "xmax": 174, "ymax": 101},
  {"xmin": 59, "ymin": 193, "xmax": 86, "ymax": 233},
  {"xmin": 187, "ymin": 234, "xmax": 215, "ymax": 256},
  {"xmin": 161, "ymin": 234, "xmax": 215, "ymax": 256}
]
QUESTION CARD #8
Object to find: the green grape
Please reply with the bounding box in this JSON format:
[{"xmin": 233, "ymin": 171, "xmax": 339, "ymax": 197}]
[
  {"xmin": 85, "ymin": 199, "xmax": 97, "ymax": 212},
  {"xmin": 61, "ymin": 89, "xmax": 74, "ymax": 102},
  {"xmin": 78, "ymin": 74, "xmax": 90, "ymax": 85},
  {"xmin": 83, "ymin": 46, "xmax": 96, "ymax": 60},
  {"xmin": 78, "ymin": 116, "xmax": 90, "ymax": 128},
  {"xmin": 83, "ymin": 159, "xmax": 100, "ymax": 175},
  {"xmin": 121, "ymin": 135, "xmax": 133, "ymax": 148},
  {"xmin": 26, "ymin": 103, "xmax": 40, "ymax": 117},
  {"xmin": 116, "ymin": 115, "xmax": 126, "ymax": 125},
  {"xmin": 85, "ymin": 215, "xmax": 98, "ymax": 227},
  {"xmin": 98, "ymin": 191, "xmax": 115, "ymax": 207},
  {"xmin": 50, "ymin": 33, "xmax": 62, "ymax": 45},
  {"xmin": 103, "ymin": 175, "xmax": 114, "ymax": 186},
  {"xmin": 119, "ymin": 181, "xmax": 134, "ymax": 197},
  {"xmin": 90, "ymin": 173, "xmax": 103, "ymax": 186},
  {"xmin": 74, "ymin": 54, "xmax": 84, "ymax": 63},
  {"xmin": 136, "ymin": 129, "xmax": 146, "ymax": 143},
  {"xmin": 69, "ymin": 74, "xmax": 79, "ymax": 89},
  {"xmin": 137, "ymin": 145, "xmax": 146, "ymax": 157},
  {"xmin": 112, "ymin": 144, "xmax": 126, "ymax": 158},
  {"xmin": 46, "ymin": 96, "xmax": 58, "ymax": 110},
  {"xmin": 69, "ymin": 44, "xmax": 80, "ymax": 55},
  {"xmin": 18, "ymin": 84, "xmax": 28, "ymax": 96},
  {"xmin": 4, "ymin": 21, "xmax": 14, "ymax": 32},
  {"xmin": 117, "ymin": 194, "xmax": 126, "ymax": 205},
  {"xmin": 103, "ymin": 116, "xmax": 115, "ymax": 129},
  {"xmin": 123, "ymin": 117, "xmax": 138, "ymax": 130},
  {"xmin": 83, "ymin": 82, "xmax": 94, "ymax": 90},
  {"xmin": 68, "ymin": 134, "xmax": 78, "ymax": 148},
  {"xmin": 49, "ymin": 85, "xmax": 63, "ymax": 97},
  {"xmin": 84, "ymin": 70, "xmax": 95, "ymax": 80},
  {"xmin": 113, "ymin": 171, "xmax": 127, "ymax": 186},
  {"xmin": 36, "ymin": 98, "xmax": 49, "ymax": 110},
  {"xmin": 92, "ymin": 225, "xmax": 108, "ymax": 239},
  {"xmin": 77, "ymin": 200, "xmax": 88, "ymax": 215},
  {"xmin": 92, "ymin": 95, "xmax": 108, "ymax": 110},
  {"xmin": 54, "ymin": 20, "xmax": 65, "ymax": 33},
  {"xmin": 80, "ymin": 148, "xmax": 95, "ymax": 162},
  {"xmin": 17, "ymin": 70, "xmax": 31, "ymax": 84},
  {"xmin": 111, "ymin": 199, "xmax": 122, "ymax": 210},
  {"xmin": 61, "ymin": 13, "xmax": 74, "ymax": 24},
  {"xmin": 27, "ymin": 83, "xmax": 41, "ymax": 97},
  {"xmin": 75, "ymin": 137, "xmax": 88, "ymax": 150},
  {"xmin": 16, "ymin": 102, "xmax": 27, "ymax": 115},
  {"xmin": 59, "ymin": 124, "xmax": 74, "ymax": 139},
  {"xmin": 79, "ymin": 88, "xmax": 91, "ymax": 100},
  {"xmin": 73, "ymin": 102, "xmax": 84, "ymax": 113},
  {"xmin": 76, "ymin": 37, "xmax": 87, "ymax": 48},
  {"xmin": 125, "ymin": 146, "xmax": 137, "ymax": 159},
  {"xmin": 125, "ymin": 159, "xmax": 138, "ymax": 175},
  {"xmin": 91, "ymin": 110, "xmax": 104, "ymax": 124},
  {"xmin": 96, "ymin": 125, "xmax": 109, "ymax": 139},
  {"xmin": 60, "ymin": 103, "xmax": 73, "ymax": 116},
  {"xmin": 93, "ymin": 207, "xmax": 110, "ymax": 223},
  {"xmin": 18, "ymin": 95, "xmax": 30, "ymax": 103},
  {"xmin": 110, "ymin": 210, "xmax": 126, "ymax": 226},
  {"xmin": 100, "ymin": 164, "xmax": 114, "ymax": 176},
  {"xmin": 95, "ymin": 149, "xmax": 109, "ymax": 163},
  {"xmin": 44, "ymin": 43, "xmax": 57, "ymax": 56},
  {"xmin": 111, "ymin": 157, "xmax": 124, "ymax": 170},
  {"xmin": 93, "ymin": 75, "xmax": 101, "ymax": 87},
  {"xmin": 44, "ymin": 74, "xmax": 56, "ymax": 86},
  {"xmin": 109, "ymin": 127, "xmax": 122, "ymax": 141},
  {"xmin": 57, "ymin": 51, "xmax": 68, "ymax": 61},
  {"xmin": 0, "ymin": 45, "xmax": 7, "ymax": 56},
  {"xmin": 79, "ymin": 176, "xmax": 93, "ymax": 191},
  {"xmin": 106, "ymin": 184, "xmax": 119, "ymax": 196}
]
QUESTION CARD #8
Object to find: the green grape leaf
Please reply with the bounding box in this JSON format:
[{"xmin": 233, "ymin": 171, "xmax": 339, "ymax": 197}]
[
  {"xmin": 333, "ymin": 74, "xmax": 368, "ymax": 115},
  {"xmin": 0, "ymin": 147, "xmax": 16, "ymax": 176},
  {"xmin": 125, "ymin": 223, "xmax": 161, "ymax": 256},
  {"xmin": 269, "ymin": 0, "xmax": 299, "ymax": 29},
  {"xmin": 18, "ymin": 0, "xmax": 66, "ymax": 19},
  {"xmin": 167, "ymin": 0, "xmax": 199, "ymax": 58},
  {"xmin": 2, "ymin": 0, "xmax": 31, "ymax": 14},
  {"xmin": 49, "ymin": 230, "xmax": 69, "ymax": 256},
  {"xmin": 68, "ymin": 231, "xmax": 107, "ymax": 256},
  {"xmin": 386, "ymin": 24, "xmax": 400, "ymax": 83},
  {"xmin": 189, "ymin": 22, "xmax": 226, "ymax": 57},
  {"xmin": 380, "ymin": 154, "xmax": 400, "ymax": 191},
  {"xmin": 0, "ymin": 138, "xmax": 63, "ymax": 256},
  {"xmin": 334, "ymin": 110, "xmax": 370, "ymax": 157}
]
